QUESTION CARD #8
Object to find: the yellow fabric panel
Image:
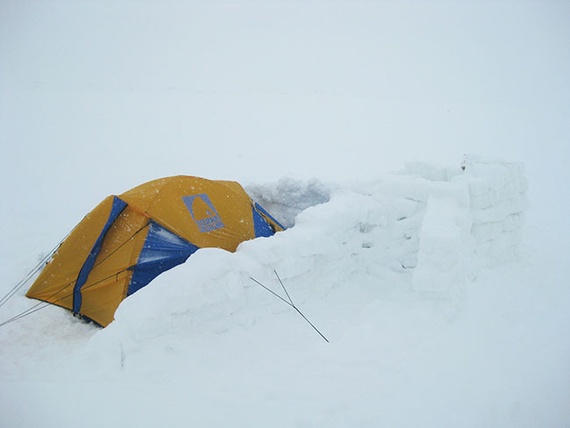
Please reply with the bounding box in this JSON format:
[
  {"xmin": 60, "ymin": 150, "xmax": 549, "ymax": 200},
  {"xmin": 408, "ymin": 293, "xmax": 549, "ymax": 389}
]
[
  {"xmin": 119, "ymin": 176, "xmax": 259, "ymax": 251},
  {"xmin": 217, "ymin": 180, "xmax": 250, "ymax": 196},
  {"xmin": 219, "ymin": 180, "xmax": 284, "ymax": 232},
  {"xmin": 76, "ymin": 270, "xmax": 132, "ymax": 327},
  {"xmin": 218, "ymin": 179, "xmax": 284, "ymax": 229},
  {"xmin": 77, "ymin": 206, "xmax": 149, "ymax": 326},
  {"xmin": 26, "ymin": 196, "xmax": 118, "ymax": 311}
]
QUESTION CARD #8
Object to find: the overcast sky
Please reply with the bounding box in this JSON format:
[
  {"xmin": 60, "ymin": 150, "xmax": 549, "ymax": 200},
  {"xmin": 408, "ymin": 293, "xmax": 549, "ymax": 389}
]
[{"xmin": 1, "ymin": 1, "xmax": 568, "ymax": 243}]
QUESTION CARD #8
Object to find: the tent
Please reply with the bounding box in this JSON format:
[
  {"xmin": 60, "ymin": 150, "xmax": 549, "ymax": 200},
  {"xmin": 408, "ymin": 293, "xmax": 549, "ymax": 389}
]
[{"xmin": 26, "ymin": 176, "xmax": 284, "ymax": 327}]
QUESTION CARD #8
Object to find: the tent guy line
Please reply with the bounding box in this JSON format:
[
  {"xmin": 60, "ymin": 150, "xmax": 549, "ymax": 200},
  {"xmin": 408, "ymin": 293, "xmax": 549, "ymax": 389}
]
[
  {"xmin": 0, "ymin": 240, "xmax": 63, "ymax": 310},
  {"xmin": 0, "ymin": 223, "xmax": 152, "ymax": 328},
  {"xmin": 250, "ymin": 270, "xmax": 329, "ymax": 343},
  {"xmin": 1, "ymin": 267, "xmax": 131, "ymax": 328}
]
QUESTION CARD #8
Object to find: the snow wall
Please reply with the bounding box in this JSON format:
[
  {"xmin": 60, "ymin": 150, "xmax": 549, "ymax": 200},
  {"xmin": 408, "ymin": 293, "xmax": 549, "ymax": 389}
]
[
  {"xmin": 250, "ymin": 154, "xmax": 528, "ymax": 292},
  {"xmin": 398, "ymin": 154, "xmax": 528, "ymax": 296},
  {"xmin": 90, "ymin": 155, "xmax": 528, "ymax": 353}
]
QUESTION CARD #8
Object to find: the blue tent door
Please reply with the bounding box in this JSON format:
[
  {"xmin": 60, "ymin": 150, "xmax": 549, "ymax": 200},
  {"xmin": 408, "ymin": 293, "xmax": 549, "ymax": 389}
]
[{"xmin": 128, "ymin": 221, "xmax": 199, "ymax": 296}]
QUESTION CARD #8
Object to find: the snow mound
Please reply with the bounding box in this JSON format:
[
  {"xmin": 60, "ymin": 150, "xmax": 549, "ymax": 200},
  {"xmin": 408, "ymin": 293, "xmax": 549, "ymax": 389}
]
[{"xmin": 245, "ymin": 177, "xmax": 332, "ymax": 228}]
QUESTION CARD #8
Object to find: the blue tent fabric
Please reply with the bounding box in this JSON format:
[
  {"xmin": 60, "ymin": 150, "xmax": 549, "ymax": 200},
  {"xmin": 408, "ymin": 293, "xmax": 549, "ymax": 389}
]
[
  {"xmin": 73, "ymin": 197, "xmax": 128, "ymax": 313},
  {"xmin": 128, "ymin": 221, "xmax": 199, "ymax": 296},
  {"xmin": 252, "ymin": 203, "xmax": 284, "ymax": 238}
]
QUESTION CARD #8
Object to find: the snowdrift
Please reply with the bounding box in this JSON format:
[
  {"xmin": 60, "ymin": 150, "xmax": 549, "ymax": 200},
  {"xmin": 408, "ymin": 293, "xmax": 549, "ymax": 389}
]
[{"xmin": 5, "ymin": 157, "xmax": 569, "ymax": 428}]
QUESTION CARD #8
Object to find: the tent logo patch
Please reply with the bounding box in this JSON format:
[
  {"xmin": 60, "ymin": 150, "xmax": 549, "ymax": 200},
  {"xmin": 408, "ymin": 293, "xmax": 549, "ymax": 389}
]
[{"xmin": 182, "ymin": 194, "xmax": 225, "ymax": 233}]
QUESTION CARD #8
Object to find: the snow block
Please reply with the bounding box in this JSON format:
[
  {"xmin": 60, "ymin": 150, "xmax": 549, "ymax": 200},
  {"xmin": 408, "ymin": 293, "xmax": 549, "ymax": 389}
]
[
  {"xmin": 401, "ymin": 155, "xmax": 528, "ymax": 296},
  {"xmin": 461, "ymin": 155, "xmax": 528, "ymax": 267}
]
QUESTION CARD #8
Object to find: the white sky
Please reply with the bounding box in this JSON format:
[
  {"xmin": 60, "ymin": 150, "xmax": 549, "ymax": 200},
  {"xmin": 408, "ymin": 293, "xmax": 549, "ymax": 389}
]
[{"xmin": 1, "ymin": 0, "xmax": 569, "ymax": 239}]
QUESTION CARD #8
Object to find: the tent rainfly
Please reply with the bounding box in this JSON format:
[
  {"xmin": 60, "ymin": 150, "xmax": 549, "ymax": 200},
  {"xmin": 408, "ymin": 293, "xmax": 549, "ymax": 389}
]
[{"xmin": 26, "ymin": 175, "xmax": 284, "ymax": 327}]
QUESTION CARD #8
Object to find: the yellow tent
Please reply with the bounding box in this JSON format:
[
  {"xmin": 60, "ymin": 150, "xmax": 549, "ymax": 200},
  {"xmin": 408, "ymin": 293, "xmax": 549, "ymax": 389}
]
[{"xmin": 26, "ymin": 176, "xmax": 284, "ymax": 327}]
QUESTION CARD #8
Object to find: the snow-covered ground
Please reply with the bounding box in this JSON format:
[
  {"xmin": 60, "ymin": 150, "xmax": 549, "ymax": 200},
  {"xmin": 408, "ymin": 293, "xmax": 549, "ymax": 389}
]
[
  {"xmin": 1, "ymin": 157, "xmax": 568, "ymax": 427},
  {"xmin": 1, "ymin": 1, "xmax": 569, "ymax": 427}
]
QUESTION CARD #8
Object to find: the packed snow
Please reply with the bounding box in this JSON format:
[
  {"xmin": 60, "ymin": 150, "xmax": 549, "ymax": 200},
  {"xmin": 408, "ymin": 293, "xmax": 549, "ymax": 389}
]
[{"xmin": 1, "ymin": 1, "xmax": 569, "ymax": 427}]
